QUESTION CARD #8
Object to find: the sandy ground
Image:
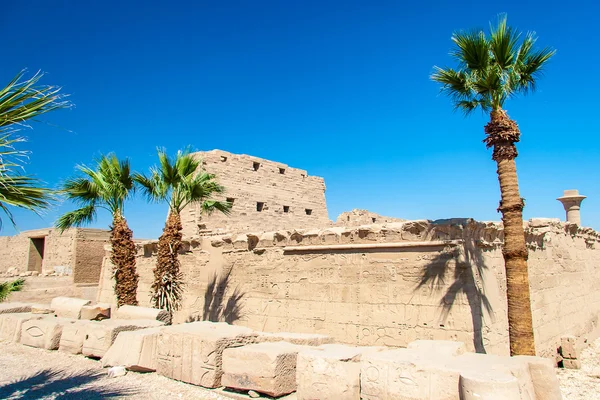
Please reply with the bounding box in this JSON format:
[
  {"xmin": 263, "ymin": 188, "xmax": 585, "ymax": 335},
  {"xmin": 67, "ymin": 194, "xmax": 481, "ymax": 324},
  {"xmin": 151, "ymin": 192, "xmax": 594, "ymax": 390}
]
[{"xmin": 0, "ymin": 339, "xmax": 599, "ymax": 399}]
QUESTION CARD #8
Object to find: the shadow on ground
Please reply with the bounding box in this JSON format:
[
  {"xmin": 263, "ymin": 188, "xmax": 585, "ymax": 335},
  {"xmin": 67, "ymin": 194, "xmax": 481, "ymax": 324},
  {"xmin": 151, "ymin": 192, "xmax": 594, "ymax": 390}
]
[
  {"xmin": 186, "ymin": 269, "xmax": 245, "ymax": 324},
  {"xmin": 0, "ymin": 368, "xmax": 137, "ymax": 399},
  {"xmin": 416, "ymin": 236, "xmax": 494, "ymax": 353}
]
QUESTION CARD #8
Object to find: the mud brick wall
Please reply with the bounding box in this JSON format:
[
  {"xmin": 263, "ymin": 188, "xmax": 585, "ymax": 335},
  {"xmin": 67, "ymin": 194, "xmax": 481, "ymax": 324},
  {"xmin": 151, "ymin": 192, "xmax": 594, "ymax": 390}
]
[
  {"xmin": 97, "ymin": 219, "xmax": 600, "ymax": 360},
  {"xmin": 179, "ymin": 150, "xmax": 330, "ymax": 237}
]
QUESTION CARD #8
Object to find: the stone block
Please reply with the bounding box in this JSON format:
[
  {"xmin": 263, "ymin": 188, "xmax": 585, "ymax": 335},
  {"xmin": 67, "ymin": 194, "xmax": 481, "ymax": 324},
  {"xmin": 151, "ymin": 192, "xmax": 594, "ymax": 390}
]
[
  {"xmin": 20, "ymin": 317, "xmax": 72, "ymax": 350},
  {"xmin": 50, "ymin": 297, "xmax": 92, "ymax": 319},
  {"xmin": 80, "ymin": 304, "xmax": 111, "ymax": 320},
  {"xmin": 101, "ymin": 327, "xmax": 162, "ymax": 372},
  {"xmin": 0, "ymin": 302, "xmax": 32, "ymax": 314},
  {"xmin": 514, "ymin": 355, "xmax": 563, "ymax": 400},
  {"xmin": 459, "ymin": 370, "xmax": 521, "ymax": 400},
  {"xmin": 562, "ymin": 359, "xmax": 581, "ymax": 369},
  {"xmin": 59, "ymin": 320, "xmax": 93, "ymax": 354},
  {"xmin": 258, "ymin": 331, "xmax": 334, "ymax": 346},
  {"xmin": 297, "ymin": 344, "xmax": 382, "ymax": 400},
  {"xmin": 0, "ymin": 313, "xmax": 42, "ymax": 342},
  {"xmin": 156, "ymin": 321, "xmax": 257, "ymax": 388},
  {"xmin": 361, "ymin": 348, "xmax": 460, "ymax": 400},
  {"xmin": 222, "ymin": 341, "xmax": 307, "ymax": 397},
  {"xmin": 559, "ymin": 335, "xmax": 578, "ymax": 359},
  {"xmin": 31, "ymin": 304, "xmax": 54, "ymax": 314},
  {"xmin": 82, "ymin": 319, "xmax": 164, "ymax": 359},
  {"xmin": 113, "ymin": 305, "xmax": 171, "ymax": 324},
  {"xmin": 407, "ymin": 340, "xmax": 467, "ymax": 356}
]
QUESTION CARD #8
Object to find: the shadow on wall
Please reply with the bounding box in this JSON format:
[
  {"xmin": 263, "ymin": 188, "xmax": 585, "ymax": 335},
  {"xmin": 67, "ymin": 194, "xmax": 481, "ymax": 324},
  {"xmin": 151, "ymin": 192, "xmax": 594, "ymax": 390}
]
[
  {"xmin": 0, "ymin": 368, "xmax": 137, "ymax": 399},
  {"xmin": 416, "ymin": 239, "xmax": 494, "ymax": 354},
  {"xmin": 186, "ymin": 269, "xmax": 245, "ymax": 324}
]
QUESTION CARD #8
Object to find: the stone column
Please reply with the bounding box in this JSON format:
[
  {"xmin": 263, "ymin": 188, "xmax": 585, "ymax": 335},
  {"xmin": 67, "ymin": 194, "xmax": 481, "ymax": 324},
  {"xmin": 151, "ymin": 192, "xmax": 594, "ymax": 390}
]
[{"xmin": 557, "ymin": 189, "xmax": 586, "ymax": 225}]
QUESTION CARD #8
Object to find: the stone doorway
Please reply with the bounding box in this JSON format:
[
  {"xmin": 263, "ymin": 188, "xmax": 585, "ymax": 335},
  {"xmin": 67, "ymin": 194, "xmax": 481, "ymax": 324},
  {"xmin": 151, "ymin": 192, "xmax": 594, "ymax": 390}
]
[{"xmin": 27, "ymin": 237, "xmax": 45, "ymax": 273}]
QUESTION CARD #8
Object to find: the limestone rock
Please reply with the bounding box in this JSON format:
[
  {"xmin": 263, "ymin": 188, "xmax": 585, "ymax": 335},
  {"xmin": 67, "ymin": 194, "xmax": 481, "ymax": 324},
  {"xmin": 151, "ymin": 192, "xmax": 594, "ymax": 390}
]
[
  {"xmin": 114, "ymin": 305, "xmax": 171, "ymax": 324},
  {"xmin": 248, "ymin": 390, "xmax": 260, "ymax": 398},
  {"xmin": 80, "ymin": 304, "xmax": 111, "ymax": 320},
  {"xmin": 222, "ymin": 341, "xmax": 307, "ymax": 397},
  {"xmin": 459, "ymin": 370, "xmax": 521, "ymax": 400},
  {"xmin": 107, "ymin": 366, "xmax": 127, "ymax": 378},
  {"xmin": 513, "ymin": 355, "xmax": 563, "ymax": 400},
  {"xmin": 0, "ymin": 313, "xmax": 42, "ymax": 343},
  {"xmin": 101, "ymin": 327, "xmax": 162, "ymax": 372},
  {"xmin": 156, "ymin": 321, "xmax": 257, "ymax": 388},
  {"xmin": 50, "ymin": 297, "xmax": 92, "ymax": 319},
  {"xmin": 559, "ymin": 335, "xmax": 578, "ymax": 359},
  {"xmin": 407, "ymin": 340, "xmax": 467, "ymax": 356},
  {"xmin": 59, "ymin": 320, "xmax": 92, "ymax": 354},
  {"xmin": 31, "ymin": 304, "xmax": 54, "ymax": 314},
  {"xmin": 82, "ymin": 319, "xmax": 164, "ymax": 359},
  {"xmin": 0, "ymin": 302, "xmax": 33, "ymax": 314},
  {"xmin": 562, "ymin": 359, "xmax": 581, "ymax": 369},
  {"xmin": 20, "ymin": 317, "xmax": 71, "ymax": 350},
  {"xmin": 258, "ymin": 331, "xmax": 333, "ymax": 346}
]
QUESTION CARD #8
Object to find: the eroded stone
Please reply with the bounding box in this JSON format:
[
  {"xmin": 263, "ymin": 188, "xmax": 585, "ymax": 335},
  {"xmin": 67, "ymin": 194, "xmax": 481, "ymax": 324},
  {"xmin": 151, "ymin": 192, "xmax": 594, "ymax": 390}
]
[
  {"xmin": 114, "ymin": 305, "xmax": 171, "ymax": 324},
  {"xmin": 101, "ymin": 327, "xmax": 162, "ymax": 372},
  {"xmin": 82, "ymin": 319, "xmax": 164, "ymax": 359},
  {"xmin": 20, "ymin": 317, "xmax": 72, "ymax": 350},
  {"xmin": 50, "ymin": 297, "xmax": 92, "ymax": 319}
]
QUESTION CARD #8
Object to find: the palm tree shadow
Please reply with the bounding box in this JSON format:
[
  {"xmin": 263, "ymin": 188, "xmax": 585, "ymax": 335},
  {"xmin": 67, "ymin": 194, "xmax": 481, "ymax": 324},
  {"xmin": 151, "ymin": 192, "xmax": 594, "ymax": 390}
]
[
  {"xmin": 0, "ymin": 368, "xmax": 137, "ymax": 399},
  {"xmin": 416, "ymin": 237, "xmax": 494, "ymax": 353},
  {"xmin": 186, "ymin": 269, "xmax": 245, "ymax": 324}
]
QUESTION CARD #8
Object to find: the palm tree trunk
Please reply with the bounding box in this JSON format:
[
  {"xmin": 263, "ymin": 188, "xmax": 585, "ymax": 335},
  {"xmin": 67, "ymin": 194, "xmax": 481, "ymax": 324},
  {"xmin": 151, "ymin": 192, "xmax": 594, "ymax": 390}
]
[
  {"xmin": 111, "ymin": 213, "xmax": 138, "ymax": 306},
  {"xmin": 152, "ymin": 212, "xmax": 184, "ymax": 312},
  {"xmin": 485, "ymin": 109, "xmax": 536, "ymax": 356}
]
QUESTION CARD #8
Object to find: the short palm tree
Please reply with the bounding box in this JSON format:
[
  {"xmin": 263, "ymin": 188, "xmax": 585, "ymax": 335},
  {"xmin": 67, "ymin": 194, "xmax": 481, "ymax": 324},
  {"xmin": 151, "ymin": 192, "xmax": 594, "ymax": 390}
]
[
  {"xmin": 0, "ymin": 70, "xmax": 70, "ymax": 229},
  {"xmin": 431, "ymin": 15, "xmax": 555, "ymax": 355},
  {"xmin": 0, "ymin": 278, "xmax": 25, "ymax": 302},
  {"xmin": 135, "ymin": 148, "xmax": 231, "ymax": 313},
  {"xmin": 57, "ymin": 154, "xmax": 138, "ymax": 307}
]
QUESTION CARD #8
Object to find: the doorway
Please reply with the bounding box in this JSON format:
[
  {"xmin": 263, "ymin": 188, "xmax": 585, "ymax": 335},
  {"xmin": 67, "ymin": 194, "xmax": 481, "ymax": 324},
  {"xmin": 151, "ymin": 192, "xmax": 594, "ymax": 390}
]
[{"xmin": 27, "ymin": 237, "xmax": 45, "ymax": 273}]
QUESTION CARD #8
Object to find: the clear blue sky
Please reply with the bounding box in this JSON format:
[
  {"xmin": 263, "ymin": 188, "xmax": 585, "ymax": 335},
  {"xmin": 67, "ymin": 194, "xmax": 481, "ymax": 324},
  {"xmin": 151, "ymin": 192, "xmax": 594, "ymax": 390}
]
[{"xmin": 2, "ymin": 1, "xmax": 599, "ymax": 238}]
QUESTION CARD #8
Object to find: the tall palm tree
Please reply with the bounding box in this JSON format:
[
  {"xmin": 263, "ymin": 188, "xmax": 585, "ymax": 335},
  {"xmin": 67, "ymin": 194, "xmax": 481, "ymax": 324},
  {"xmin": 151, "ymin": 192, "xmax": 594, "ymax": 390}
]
[
  {"xmin": 431, "ymin": 15, "xmax": 555, "ymax": 355},
  {"xmin": 0, "ymin": 70, "xmax": 70, "ymax": 229},
  {"xmin": 56, "ymin": 154, "xmax": 138, "ymax": 307},
  {"xmin": 135, "ymin": 148, "xmax": 230, "ymax": 313}
]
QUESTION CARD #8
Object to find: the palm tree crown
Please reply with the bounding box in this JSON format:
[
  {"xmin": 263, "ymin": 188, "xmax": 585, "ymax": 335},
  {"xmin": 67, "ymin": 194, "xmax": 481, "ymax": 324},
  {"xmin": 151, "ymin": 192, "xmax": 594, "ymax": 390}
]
[
  {"xmin": 57, "ymin": 154, "xmax": 134, "ymax": 230},
  {"xmin": 431, "ymin": 14, "xmax": 555, "ymax": 114},
  {"xmin": 134, "ymin": 148, "xmax": 231, "ymax": 216}
]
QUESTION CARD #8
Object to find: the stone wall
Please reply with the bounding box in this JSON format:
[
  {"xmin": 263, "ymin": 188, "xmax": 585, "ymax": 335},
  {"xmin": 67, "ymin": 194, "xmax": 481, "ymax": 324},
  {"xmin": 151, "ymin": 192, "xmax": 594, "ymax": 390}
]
[
  {"xmin": 335, "ymin": 209, "xmax": 405, "ymax": 225},
  {"xmin": 97, "ymin": 218, "xmax": 600, "ymax": 360},
  {"xmin": 179, "ymin": 150, "xmax": 330, "ymax": 237}
]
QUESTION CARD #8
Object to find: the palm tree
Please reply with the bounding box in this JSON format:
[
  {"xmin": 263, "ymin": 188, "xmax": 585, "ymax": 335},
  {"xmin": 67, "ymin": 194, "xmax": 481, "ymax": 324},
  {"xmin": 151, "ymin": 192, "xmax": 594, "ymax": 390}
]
[
  {"xmin": 135, "ymin": 148, "xmax": 230, "ymax": 313},
  {"xmin": 431, "ymin": 15, "xmax": 555, "ymax": 355},
  {"xmin": 0, "ymin": 278, "xmax": 25, "ymax": 302},
  {"xmin": 0, "ymin": 70, "xmax": 70, "ymax": 229},
  {"xmin": 56, "ymin": 154, "xmax": 138, "ymax": 307}
]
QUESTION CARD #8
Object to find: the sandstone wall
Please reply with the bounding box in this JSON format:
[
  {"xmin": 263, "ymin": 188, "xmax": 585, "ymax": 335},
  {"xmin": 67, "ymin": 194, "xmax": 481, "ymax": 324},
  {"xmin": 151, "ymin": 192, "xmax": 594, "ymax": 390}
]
[
  {"xmin": 0, "ymin": 235, "xmax": 29, "ymax": 273},
  {"xmin": 73, "ymin": 229, "xmax": 112, "ymax": 284},
  {"xmin": 335, "ymin": 209, "xmax": 405, "ymax": 225},
  {"xmin": 179, "ymin": 150, "xmax": 330, "ymax": 237},
  {"xmin": 97, "ymin": 219, "xmax": 600, "ymax": 360}
]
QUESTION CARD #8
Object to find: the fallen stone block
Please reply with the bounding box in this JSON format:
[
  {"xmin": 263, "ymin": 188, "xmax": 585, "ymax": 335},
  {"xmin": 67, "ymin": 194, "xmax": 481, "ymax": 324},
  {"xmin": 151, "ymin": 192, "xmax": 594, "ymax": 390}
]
[
  {"xmin": 297, "ymin": 344, "xmax": 383, "ymax": 400},
  {"xmin": 258, "ymin": 331, "xmax": 334, "ymax": 346},
  {"xmin": 82, "ymin": 319, "xmax": 164, "ymax": 359},
  {"xmin": 514, "ymin": 355, "xmax": 563, "ymax": 400},
  {"xmin": 101, "ymin": 327, "xmax": 162, "ymax": 372},
  {"xmin": 80, "ymin": 304, "xmax": 111, "ymax": 320},
  {"xmin": 156, "ymin": 321, "xmax": 257, "ymax": 388},
  {"xmin": 0, "ymin": 303, "xmax": 33, "ymax": 314},
  {"xmin": 59, "ymin": 320, "xmax": 94, "ymax": 354},
  {"xmin": 459, "ymin": 370, "xmax": 521, "ymax": 400},
  {"xmin": 407, "ymin": 340, "xmax": 467, "ymax": 356},
  {"xmin": 31, "ymin": 304, "xmax": 54, "ymax": 314},
  {"xmin": 113, "ymin": 305, "xmax": 171, "ymax": 324},
  {"xmin": 50, "ymin": 297, "xmax": 92, "ymax": 319},
  {"xmin": 559, "ymin": 335, "xmax": 578, "ymax": 360},
  {"xmin": 361, "ymin": 348, "xmax": 460, "ymax": 400},
  {"xmin": 0, "ymin": 313, "xmax": 42, "ymax": 342},
  {"xmin": 20, "ymin": 317, "xmax": 74, "ymax": 350},
  {"xmin": 222, "ymin": 341, "xmax": 308, "ymax": 397},
  {"xmin": 562, "ymin": 359, "xmax": 581, "ymax": 369}
]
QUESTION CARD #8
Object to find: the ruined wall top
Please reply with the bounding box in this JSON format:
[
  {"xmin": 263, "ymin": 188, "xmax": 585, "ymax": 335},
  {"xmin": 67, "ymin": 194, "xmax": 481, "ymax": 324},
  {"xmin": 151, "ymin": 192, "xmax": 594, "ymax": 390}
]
[
  {"xmin": 335, "ymin": 209, "xmax": 405, "ymax": 226},
  {"xmin": 179, "ymin": 150, "xmax": 331, "ymax": 237}
]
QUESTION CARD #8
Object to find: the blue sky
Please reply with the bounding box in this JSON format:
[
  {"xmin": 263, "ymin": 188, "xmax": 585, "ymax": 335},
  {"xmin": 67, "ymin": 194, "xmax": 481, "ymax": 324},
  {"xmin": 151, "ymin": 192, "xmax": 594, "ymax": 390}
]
[{"xmin": 2, "ymin": 1, "xmax": 599, "ymax": 238}]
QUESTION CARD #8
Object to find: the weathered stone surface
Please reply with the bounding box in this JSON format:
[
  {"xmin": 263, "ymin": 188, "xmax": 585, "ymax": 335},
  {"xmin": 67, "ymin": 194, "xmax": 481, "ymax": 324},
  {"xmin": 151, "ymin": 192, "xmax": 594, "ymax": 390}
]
[
  {"xmin": 82, "ymin": 319, "xmax": 164, "ymax": 359},
  {"xmin": 101, "ymin": 327, "xmax": 162, "ymax": 372},
  {"xmin": 562, "ymin": 359, "xmax": 581, "ymax": 369},
  {"xmin": 114, "ymin": 305, "xmax": 171, "ymax": 324},
  {"xmin": 0, "ymin": 302, "xmax": 32, "ymax": 314},
  {"xmin": 258, "ymin": 331, "xmax": 333, "ymax": 346},
  {"xmin": 297, "ymin": 344, "xmax": 382, "ymax": 400},
  {"xmin": 407, "ymin": 340, "xmax": 467, "ymax": 356},
  {"xmin": 80, "ymin": 303, "xmax": 111, "ymax": 320},
  {"xmin": 361, "ymin": 348, "xmax": 460, "ymax": 400},
  {"xmin": 559, "ymin": 335, "xmax": 578, "ymax": 359},
  {"xmin": 31, "ymin": 304, "xmax": 54, "ymax": 314},
  {"xmin": 59, "ymin": 320, "xmax": 92, "ymax": 354},
  {"xmin": 514, "ymin": 355, "xmax": 563, "ymax": 400},
  {"xmin": 20, "ymin": 317, "xmax": 71, "ymax": 350},
  {"xmin": 0, "ymin": 313, "xmax": 42, "ymax": 342},
  {"xmin": 156, "ymin": 321, "xmax": 257, "ymax": 388},
  {"xmin": 50, "ymin": 297, "xmax": 92, "ymax": 319},
  {"xmin": 222, "ymin": 341, "xmax": 307, "ymax": 397},
  {"xmin": 459, "ymin": 370, "xmax": 521, "ymax": 400}
]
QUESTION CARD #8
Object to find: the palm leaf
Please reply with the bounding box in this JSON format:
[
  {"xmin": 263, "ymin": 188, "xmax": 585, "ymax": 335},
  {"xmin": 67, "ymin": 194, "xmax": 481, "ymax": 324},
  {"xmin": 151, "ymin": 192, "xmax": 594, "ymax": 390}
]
[{"xmin": 0, "ymin": 278, "xmax": 25, "ymax": 302}]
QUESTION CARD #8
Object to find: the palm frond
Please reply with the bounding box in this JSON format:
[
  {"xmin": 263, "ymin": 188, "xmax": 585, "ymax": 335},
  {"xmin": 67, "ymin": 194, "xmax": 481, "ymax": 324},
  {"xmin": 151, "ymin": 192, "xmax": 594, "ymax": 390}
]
[
  {"xmin": 0, "ymin": 278, "xmax": 25, "ymax": 302},
  {"xmin": 451, "ymin": 30, "xmax": 490, "ymax": 71},
  {"xmin": 489, "ymin": 14, "xmax": 520, "ymax": 68},
  {"xmin": 55, "ymin": 204, "xmax": 97, "ymax": 231}
]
